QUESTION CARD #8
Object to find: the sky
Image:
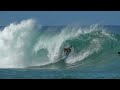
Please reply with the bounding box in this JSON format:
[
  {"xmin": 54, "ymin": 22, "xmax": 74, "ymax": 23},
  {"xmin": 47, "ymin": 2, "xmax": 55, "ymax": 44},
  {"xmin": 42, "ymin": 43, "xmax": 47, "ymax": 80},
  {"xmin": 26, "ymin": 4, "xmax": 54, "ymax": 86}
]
[{"xmin": 0, "ymin": 11, "xmax": 120, "ymax": 26}]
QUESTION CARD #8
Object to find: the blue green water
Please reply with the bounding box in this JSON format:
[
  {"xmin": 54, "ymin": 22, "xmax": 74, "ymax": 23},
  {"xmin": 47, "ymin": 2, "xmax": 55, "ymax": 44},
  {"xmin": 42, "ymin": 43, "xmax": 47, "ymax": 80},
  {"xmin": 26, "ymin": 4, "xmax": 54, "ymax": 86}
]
[
  {"xmin": 0, "ymin": 19, "xmax": 120, "ymax": 79},
  {"xmin": 0, "ymin": 68, "xmax": 120, "ymax": 79}
]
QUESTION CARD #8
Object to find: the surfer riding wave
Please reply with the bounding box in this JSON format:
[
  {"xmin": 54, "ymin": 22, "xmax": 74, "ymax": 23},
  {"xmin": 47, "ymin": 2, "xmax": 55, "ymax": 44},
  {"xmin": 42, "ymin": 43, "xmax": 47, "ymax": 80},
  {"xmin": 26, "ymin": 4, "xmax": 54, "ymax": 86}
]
[{"xmin": 64, "ymin": 46, "xmax": 72, "ymax": 56}]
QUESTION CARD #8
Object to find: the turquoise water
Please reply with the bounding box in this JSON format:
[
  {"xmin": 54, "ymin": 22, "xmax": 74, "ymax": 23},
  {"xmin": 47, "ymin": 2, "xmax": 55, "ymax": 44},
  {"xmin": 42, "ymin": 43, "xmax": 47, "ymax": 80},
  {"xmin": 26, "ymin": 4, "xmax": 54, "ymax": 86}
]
[
  {"xmin": 0, "ymin": 19, "xmax": 120, "ymax": 79},
  {"xmin": 0, "ymin": 68, "xmax": 120, "ymax": 79}
]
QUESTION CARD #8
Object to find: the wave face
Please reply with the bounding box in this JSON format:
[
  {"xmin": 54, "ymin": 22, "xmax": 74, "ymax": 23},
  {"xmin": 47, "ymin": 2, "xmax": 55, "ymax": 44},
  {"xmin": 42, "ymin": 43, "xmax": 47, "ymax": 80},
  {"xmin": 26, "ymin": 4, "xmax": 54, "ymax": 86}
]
[{"xmin": 0, "ymin": 19, "xmax": 120, "ymax": 69}]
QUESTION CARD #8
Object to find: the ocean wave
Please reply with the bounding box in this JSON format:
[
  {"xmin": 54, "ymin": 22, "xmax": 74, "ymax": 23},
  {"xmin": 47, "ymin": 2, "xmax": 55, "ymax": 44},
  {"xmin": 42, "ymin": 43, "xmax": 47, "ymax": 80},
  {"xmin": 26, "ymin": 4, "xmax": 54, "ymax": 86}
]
[{"xmin": 0, "ymin": 19, "xmax": 119, "ymax": 69}]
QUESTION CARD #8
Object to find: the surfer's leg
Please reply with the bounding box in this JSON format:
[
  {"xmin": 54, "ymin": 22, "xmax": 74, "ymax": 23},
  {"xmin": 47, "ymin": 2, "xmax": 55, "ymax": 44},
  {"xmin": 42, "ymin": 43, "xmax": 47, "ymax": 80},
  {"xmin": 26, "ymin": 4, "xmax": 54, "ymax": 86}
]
[{"xmin": 66, "ymin": 51, "xmax": 70, "ymax": 56}]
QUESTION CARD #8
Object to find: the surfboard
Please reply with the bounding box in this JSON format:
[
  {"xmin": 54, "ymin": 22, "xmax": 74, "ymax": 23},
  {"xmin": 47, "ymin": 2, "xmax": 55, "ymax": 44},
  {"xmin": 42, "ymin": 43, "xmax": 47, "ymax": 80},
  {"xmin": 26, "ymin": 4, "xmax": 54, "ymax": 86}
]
[
  {"xmin": 62, "ymin": 52, "xmax": 70, "ymax": 60},
  {"xmin": 62, "ymin": 55, "xmax": 67, "ymax": 60}
]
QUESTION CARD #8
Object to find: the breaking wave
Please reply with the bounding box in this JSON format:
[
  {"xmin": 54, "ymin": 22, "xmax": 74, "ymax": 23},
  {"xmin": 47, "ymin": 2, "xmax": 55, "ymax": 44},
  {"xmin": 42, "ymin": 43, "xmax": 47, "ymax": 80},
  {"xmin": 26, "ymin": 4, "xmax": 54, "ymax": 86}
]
[{"xmin": 0, "ymin": 19, "xmax": 120, "ymax": 69}]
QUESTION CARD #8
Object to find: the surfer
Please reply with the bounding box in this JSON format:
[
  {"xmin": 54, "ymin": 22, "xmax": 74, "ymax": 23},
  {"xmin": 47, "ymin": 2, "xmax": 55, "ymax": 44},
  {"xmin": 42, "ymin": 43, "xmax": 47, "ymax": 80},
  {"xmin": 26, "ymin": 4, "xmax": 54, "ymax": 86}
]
[{"xmin": 64, "ymin": 46, "xmax": 72, "ymax": 56}]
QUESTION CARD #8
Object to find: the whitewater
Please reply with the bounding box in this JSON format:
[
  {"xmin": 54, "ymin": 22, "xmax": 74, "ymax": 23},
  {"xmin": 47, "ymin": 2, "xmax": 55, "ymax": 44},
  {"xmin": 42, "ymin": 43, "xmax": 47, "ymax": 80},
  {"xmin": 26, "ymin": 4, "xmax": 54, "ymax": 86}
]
[{"xmin": 0, "ymin": 18, "xmax": 120, "ymax": 74}]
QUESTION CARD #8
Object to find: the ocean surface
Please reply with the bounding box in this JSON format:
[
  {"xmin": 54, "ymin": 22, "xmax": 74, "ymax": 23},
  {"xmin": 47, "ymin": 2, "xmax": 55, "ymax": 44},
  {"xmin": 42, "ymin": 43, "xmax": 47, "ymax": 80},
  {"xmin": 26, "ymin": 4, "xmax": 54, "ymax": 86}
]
[{"xmin": 0, "ymin": 19, "xmax": 120, "ymax": 79}]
